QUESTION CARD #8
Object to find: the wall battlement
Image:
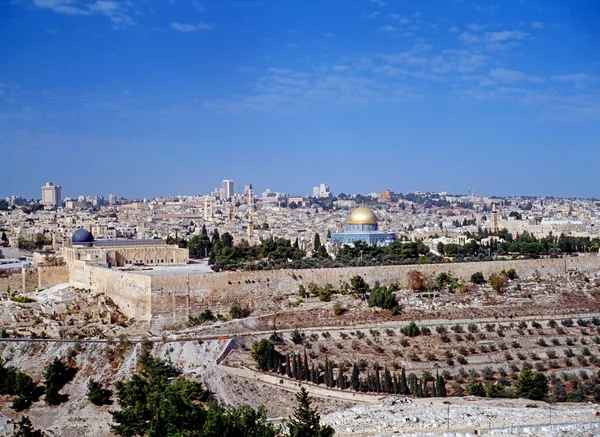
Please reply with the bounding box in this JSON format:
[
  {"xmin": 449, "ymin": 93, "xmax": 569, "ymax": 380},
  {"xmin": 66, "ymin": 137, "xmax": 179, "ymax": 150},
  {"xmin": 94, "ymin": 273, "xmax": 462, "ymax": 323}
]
[{"xmin": 3, "ymin": 256, "xmax": 599, "ymax": 328}]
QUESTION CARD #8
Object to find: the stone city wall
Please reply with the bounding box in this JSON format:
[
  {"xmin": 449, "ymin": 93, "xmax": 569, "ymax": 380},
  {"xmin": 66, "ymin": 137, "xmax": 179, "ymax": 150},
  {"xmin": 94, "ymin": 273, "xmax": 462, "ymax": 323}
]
[
  {"xmin": 147, "ymin": 255, "xmax": 600, "ymax": 327},
  {"xmin": 19, "ymin": 255, "xmax": 599, "ymax": 328},
  {"xmin": 69, "ymin": 261, "xmax": 152, "ymax": 322},
  {"xmin": 0, "ymin": 265, "xmax": 69, "ymax": 293}
]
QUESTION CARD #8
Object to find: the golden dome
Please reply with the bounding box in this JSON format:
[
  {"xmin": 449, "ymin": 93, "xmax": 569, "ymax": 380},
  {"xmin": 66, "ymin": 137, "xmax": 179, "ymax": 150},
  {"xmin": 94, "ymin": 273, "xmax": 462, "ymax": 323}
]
[{"xmin": 349, "ymin": 206, "xmax": 378, "ymax": 225}]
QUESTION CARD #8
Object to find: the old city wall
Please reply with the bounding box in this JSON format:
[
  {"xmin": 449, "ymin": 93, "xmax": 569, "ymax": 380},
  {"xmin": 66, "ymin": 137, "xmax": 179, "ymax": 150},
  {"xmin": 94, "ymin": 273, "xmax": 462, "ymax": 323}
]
[
  {"xmin": 69, "ymin": 261, "xmax": 152, "ymax": 322},
  {"xmin": 148, "ymin": 256, "xmax": 600, "ymax": 327},
  {"xmin": 0, "ymin": 265, "xmax": 69, "ymax": 293}
]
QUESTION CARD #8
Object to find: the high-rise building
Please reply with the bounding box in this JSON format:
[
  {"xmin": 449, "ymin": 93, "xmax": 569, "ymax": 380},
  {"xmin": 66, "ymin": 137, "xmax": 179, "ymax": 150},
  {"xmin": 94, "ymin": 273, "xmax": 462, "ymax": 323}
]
[
  {"xmin": 222, "ymin": 180, "xmax": 234, "ymax": 199},
  {"xmin": 109, "ymin": 193, "xmax": 117, "ymax": 205},
  {"xmin": 41, "ymin": 182, "xmax": 61, "ymax": 208},
  {"xmin": 313, "ymin": 183, "xmax": 331, "ymax": 198}
]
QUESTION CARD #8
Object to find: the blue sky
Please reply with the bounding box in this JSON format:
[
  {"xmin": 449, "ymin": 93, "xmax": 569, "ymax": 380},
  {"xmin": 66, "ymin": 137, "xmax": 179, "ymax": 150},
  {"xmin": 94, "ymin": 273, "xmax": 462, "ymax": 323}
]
[{"xmin": 1, "ymin": 0, "xmax": 599, "ymax": 199}]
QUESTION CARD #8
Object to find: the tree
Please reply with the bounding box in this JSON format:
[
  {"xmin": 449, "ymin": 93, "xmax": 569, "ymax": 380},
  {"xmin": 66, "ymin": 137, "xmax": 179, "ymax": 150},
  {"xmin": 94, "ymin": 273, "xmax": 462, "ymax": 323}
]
[
  {"xmin": 467, "ymin": 380, "xmax": 486, "ymax": 397},
  {"xmin": 470, "ymin": 272, "xmax": 486, "ymax": 285},
  {"xmin": 287, "ymin": 387, "xmax": 335, "ymax": 437},
  {"xmin": 486, "ymin": 382, "xmax": 509, "ymax": 398},
  {"xmin": 14, "ymin": 416, "xmax": 43, "ymax": 437},
  {"xmin": 87, "ymin": 379, "xmax": 112, "ymax": 406},
  {"xmin": 490, "ymin": 273, "xmax": 508, "ymax": 293},
  {"xmin": 251, "ymin": 339, "xmax": 277, "ymax": 371},
  {"xmin": 230, "ymin": 302, "xmax": 249, "ymax": 319},
  {"xmin": 349, "ymin": 276, "xmax": 370, "ymax": 299},
  {"xmin": 43, "ymin": 358, "xmax": 74, "ymax": 405},
  {"xmin": 400, "ymin": 321, "xmax": 420, "ymax": 337},
  {"xmin": 368, "ymin": 282, "xmax": 399, "ymax": 312},
  {"xmin": 351, "ymin": 363, "xmax": 360, "ymax": 391},
  {"xmin": 221, "ymin": 232, "xmax": 234, "ymax": 248},
  {"xmin": 1, "ymin": 231, "xmax": 8, "ymax": 247},
  {"xmin": 407, "ymin": 270, "xmax": 426, "ymax": 291},
  {"xmin": 313, "ymin": 233, "xmax": 321, "ymax": 252},
  {"xmin": 516, "ymin": 370, "xmax": 548, "ymax": 400}
]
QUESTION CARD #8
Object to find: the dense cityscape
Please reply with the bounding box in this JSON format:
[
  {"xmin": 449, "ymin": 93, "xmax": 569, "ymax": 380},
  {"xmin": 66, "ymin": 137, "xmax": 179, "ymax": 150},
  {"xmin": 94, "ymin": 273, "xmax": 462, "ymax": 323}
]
[{"xmin": 2, "ymin": 0, "xmax": 599, "ymax": 435}]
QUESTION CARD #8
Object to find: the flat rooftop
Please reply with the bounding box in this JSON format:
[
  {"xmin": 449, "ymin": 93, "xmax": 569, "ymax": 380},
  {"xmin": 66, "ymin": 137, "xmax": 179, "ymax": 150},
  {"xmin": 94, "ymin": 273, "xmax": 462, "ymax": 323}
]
[{"xmin": 122, "ymin": 261, "xmax": 214, "ymax": 276}]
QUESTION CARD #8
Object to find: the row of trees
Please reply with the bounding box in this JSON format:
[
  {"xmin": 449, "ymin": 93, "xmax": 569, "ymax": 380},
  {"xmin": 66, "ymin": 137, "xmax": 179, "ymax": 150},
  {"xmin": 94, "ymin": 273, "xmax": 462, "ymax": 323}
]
[
  {"xmin": 337, "ymin": 240, "xmax": 432, "ymax": 265},
  {"xmin": 251, "ymin": 340, "xmax": 447, "ymax": 397},
  {"xmin": 252, "ymin": 338, "xmax": 600, "ymax": 405},
  {"xmin": 439, "ymin": 231, "xmax": 600, "ymax": 259}
]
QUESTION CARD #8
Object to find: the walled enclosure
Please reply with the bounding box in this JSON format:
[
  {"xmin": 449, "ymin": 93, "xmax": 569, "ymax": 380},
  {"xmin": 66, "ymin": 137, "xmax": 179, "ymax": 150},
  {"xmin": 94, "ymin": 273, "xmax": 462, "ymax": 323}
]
[
  {"xmin": 3, "ymin": 257, "xmax": 599, "ymax": 328},
  {"xmin": 148, "ymin": 256, "xmax": 600, "ymax": 326}
]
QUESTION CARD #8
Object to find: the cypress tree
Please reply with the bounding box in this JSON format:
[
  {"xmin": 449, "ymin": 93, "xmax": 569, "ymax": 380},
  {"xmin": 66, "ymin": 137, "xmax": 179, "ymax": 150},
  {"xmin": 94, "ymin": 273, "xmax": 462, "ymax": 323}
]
[
  {"xmin": 327, "ymin": 361, "xmax": 334, "ymax": 388},
  {"xmin": 296, "ymin": 354, "xmax": 304, "ymax": 380},
  {"xmin": 351, "ymin": 363, "xmax": 360, "ymax": 391},
  {"xmin": 311, "ymin": 364, "xmax": 318, "ymax": 384},
  {"xmin": 375, "ymin": 366, "xmax": 381, "ymax": 393},
  {"xmin": 416, "ymin": 379, "xmax": 423, "ymax": 397},
  {"xmin": 383, "ymin": 367, "xmax": 392, "ymax": 393},
  {"xmin": 314, "ymin": 233, "xmax": 321, "ymax": 252},
  {"xmin": 304, "ymin": 351, "xmax": 310, "ymax": 382},
  {"xmin": 423, "ymin": 380, "xmax": 429, "ymax": 397},
  {"xmin": 393, "ymin": 374, "xmax": 399, "ymax": 394},
  {"xmin": 401, "ymin": 367, "xmax": 408, "ymax": 394},
  {"xmin": 437, "ymin": 374, "xmax": 447, "ymax": 397},
  {"xmin": 286, "ymin": 353, "xmax": 292, "ymax": 378},
  {"xmin": 292, "ymin": 354, "xmax": 299, "ymax": 380},
  {"xmin": 337, "ymin": 366, "xmax": 344, "ymax": 390},
  {"xmin": 324, "ymin": 357, "xmax": 330, "ymax": 387},
  {"xmin": 271, "ymin": 351, "xmax": 279, "ymax": 372}
]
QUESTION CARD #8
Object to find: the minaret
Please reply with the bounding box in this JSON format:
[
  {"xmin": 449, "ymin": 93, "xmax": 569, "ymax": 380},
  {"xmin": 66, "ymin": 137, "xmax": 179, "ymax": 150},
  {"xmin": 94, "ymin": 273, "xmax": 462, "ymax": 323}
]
[
  {"xmin": 491, "ymin": 203, "xmax": 499, "ymax": 234},
  {"xmin": 247, "ymin": 218, "xmax": 254, "ymax": 240},
  {"xmin": 248, "ymin": 183, "xmax": 254, "ymax": 212}
]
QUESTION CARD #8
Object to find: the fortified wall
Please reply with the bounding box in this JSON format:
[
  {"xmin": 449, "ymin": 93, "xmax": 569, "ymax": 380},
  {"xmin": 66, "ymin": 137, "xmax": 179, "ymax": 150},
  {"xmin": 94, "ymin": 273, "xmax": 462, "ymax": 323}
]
[
  {"xmin": 147, "ymin": 256, "xmax": 600, "ymax": 326},
  {"xmin": 4, "ymin": 257, "xmax": 600, "ymax": 328},
  {"xmin": 0, "ymin": 265, "xmax": 69, "ymax": 294}
]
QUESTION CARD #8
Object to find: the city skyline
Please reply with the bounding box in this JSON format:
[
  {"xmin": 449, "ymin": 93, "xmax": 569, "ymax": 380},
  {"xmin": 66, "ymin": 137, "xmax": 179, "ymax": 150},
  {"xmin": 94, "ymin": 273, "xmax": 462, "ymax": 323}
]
[{"xmin": 1, "ymin": 0, "xmax": 599, "ymax": 199}]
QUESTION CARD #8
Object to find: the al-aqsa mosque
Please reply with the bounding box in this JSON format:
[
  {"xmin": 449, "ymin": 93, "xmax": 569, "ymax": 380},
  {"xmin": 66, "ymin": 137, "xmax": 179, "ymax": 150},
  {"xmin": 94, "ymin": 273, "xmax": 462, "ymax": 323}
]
[{"xmin": 331, "ymin": 206, "xmax": 396, "ymax": 245}]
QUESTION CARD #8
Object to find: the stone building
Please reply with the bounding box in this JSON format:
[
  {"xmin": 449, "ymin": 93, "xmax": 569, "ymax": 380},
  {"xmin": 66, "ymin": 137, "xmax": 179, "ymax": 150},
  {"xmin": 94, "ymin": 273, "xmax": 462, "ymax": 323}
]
[
  {"xmin": 62, "ymin": 229, "xmax": 188, "ymax": 267},
  {"xmin": 331, "ymin": 206, "xmax": 396, "ymax": 245}
]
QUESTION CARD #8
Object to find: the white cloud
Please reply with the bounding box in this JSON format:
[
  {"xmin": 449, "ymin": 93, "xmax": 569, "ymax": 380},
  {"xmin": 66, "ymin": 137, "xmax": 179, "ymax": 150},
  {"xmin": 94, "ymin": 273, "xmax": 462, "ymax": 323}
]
[
  {"xmin": 448, "ymin": 25, "xmax": 459, "ymax": 33},
  {"xmin": 33, "ymin": 0, "xmax": 136, "ymax": 26},
  {"xmin": 458, "ymin": 31, "xmax": 480, "ymax": 44},
  {"xmin": 376, "ymin": 25, "xmax": 396, "ymax": 33},
  {"xmin": 32, "ymin": 0, "xmax": 88, "ymax": 16},
  {"xmin": 467, "ymin": 23, "xmax": 487, "ymax": 31},
  {"xmin": 531, "ymin": 21, "xmax": 544, "ymax": 29},
  {"xmin": 362, "ymin": 11, "xmax": 380, "ymax": 19},
  {"xmin": 371, "ymin": 0, "xmax": 386, "ymax": 6},
  {"xmin": 484, "ymin": 30, "xmax": 529, "ymax": 42},
  {"xmin": 88, "ymin": 0, "xmax": 118, "ymax": 13},
  {"xmin": 170, "ymin": 22, "xmax": 215, "ymax": 32},
  {"xmin": 459, "ymin": 29, "xmax": 530, "ymax": 47},
  {"xmin": 489, "ymin": 68, "xmax": 543, "ymax": 83},
  {"xmin": 192, "ymin": 0, "xmax": 206, "ymax": 12},
  {"xmin": 551, "ymin": 73, "xmax": 597, "ymax": 87},
  {"xmin": 46, "ymin": 28, "xmax": 59, "ymax": 35},
  {"xmin": 389, "ymin": 14, "xmax": 409, "ymax": 24}
]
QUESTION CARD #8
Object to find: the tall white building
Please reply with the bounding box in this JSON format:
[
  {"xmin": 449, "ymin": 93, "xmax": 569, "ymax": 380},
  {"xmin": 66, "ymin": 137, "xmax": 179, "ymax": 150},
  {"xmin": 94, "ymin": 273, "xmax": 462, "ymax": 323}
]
[
  {"xmin": 108, "ymin": 193, "xmax": 117, "ymax": 205},
  {"xmin": 222, "ymin": 180, "xmax": 234, "ymax": 199},
  {"xmin": 41, "ymin": 182, "xmax": 61, "ymax": 207},
  {"xmin": 312, "ymin": 183, "xmax": 331, "ymax": 198}
]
